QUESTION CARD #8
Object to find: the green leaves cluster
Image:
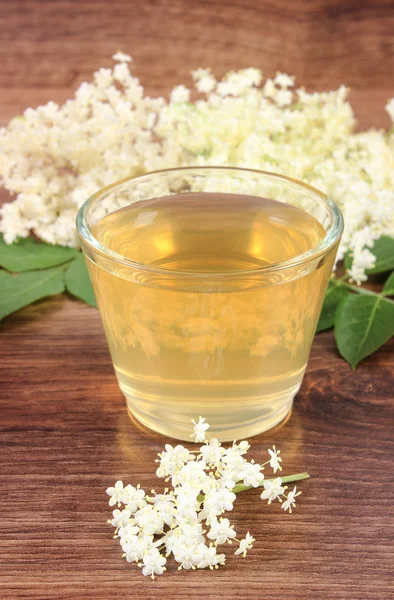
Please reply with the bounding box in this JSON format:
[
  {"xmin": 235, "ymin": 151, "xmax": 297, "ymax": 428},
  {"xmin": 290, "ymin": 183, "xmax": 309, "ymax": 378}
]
[
  {"xmin": 317, "ymin": 235, "xmax": 394, "ymax": 369},
  {"xmin": 0, "ymin": 236, "xmax": 96, "ymax": 321},
  {"xmin": 0, "ymin": 234, "xmax": 393, "ymax": 370}
]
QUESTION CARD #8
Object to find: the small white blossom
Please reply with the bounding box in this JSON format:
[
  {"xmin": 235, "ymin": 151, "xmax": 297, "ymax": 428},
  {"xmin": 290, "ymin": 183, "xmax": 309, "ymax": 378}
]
[
  {"xmin": 234, "ymin": 532, "xmax": 255, "ymax": 557},
  {"xmin": 152, "ymin": 494, "xmax": 175, "ymax": 527},
  {"xmin": 173, "ymin": 543, "xmax": 200, "ymax": 570},
  {"xmin": 173, "ymin": 483, "xmax": 200, "ymax": 521},
  {"xmin": 122, "ymin": 534, "xmax": 153, "ymax": 562},
  {"xmin": 276, "ymin": 88, "xmax": 293, "ymax": 107},
  {"xmin": 112, "ymin": 51, "xmax": 132, "ymax": 62},
  {"xmin": 110, "ymin": 508, "xmax": 132, "ymax": 529},
  {"xmin": 219, "ymin": 445, "xmax": 247, "ymax": 487},
  {"xmin": 196, "ymin": 544, "xmax": 226, "ymax": 569},
  {"xmin": 141, "ymin": 548, "xmax": 166, "ymax": 578},
  {"xmin": 178, "ymin": 523, "xmax": 205, "ymax": 545},
  {"xmin": 106, "ymin": 481, "xmax": 128, "ymax": 507},
  {"xmin": 176, "ymin": 459, "xmax": 209, "ymax": 490},
  {"xmin": 268, "ymin": 446, "xmax": 283, "ymax": 473},
  {"xmin": 216, "ymin": 466, "xmax": 241, "ymax": 491},
  {"xmin": 170, "ymin": 85, "xmax": 191, "ymax": 104},
  {"xmin": 386, "ymin": 98, "xmax": 394, "ymax": 121},
  {"xmin": 134, "ymin": 505, "xmax": 165, "ymax": 536},
  {"xmin": 260, "ymin": 477, "xmax": 285, "ymax": 503},
  {"xmin": 125, "ymin": 485, "xmax": 146, "ymax": 513},
  {"xmin": 118, "ymin": 521, "xmax": 140, "ymax": 540},
  {"xmin": 207, "ymin": 517, "xmax": 236, "ymax": 545},
  {"xmin": 263, "ymin": 78, "xmax": 277, "ymax": 99},
  {"xmin": 156, "ymin": 444, "xmax": 194, "ymax": 478},
  {"xmin": 163, "ymin": 529, "xmax": 181, "ymax": 555},
  {"xmin": 191, "ymin": 416, "xmax": 210, "ymax": 443},
  {"xmin": 201, "ymin": 486, "xmax": 236, "ymax": 521},
  {"xmin": 192, "ymin": 68, "xmax": 217, "ymax": 93},
  {"xmin": 238, "ymin": 462, "xmax": 264, "ymax": 488},
  {"xmin": 274, "ymin": 72, "xmax": 295, "ymax": 88},
  {"xmin": 347, "ymin": 248, "xmax": 376, "ymax": 283},
  {"xmin": 234, "ymin": 440, "xmax": 250, "ymax": 454},
  {"xmin": 199, "ymin": 437, "xmax": 225, "ymax": 467},
  {"xmin": 281, "ymin": 486, "xmax": 302, "ymax": 513}
]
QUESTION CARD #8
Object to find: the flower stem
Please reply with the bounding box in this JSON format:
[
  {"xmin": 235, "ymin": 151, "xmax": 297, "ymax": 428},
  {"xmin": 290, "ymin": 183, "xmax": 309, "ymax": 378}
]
[
  {"xmin": 342, "ymin": 282, "xmax": 382, "ymax": 297},
  {"xmin": 232, "ymin": 471, "xmax": 310, "ymax": 494}
]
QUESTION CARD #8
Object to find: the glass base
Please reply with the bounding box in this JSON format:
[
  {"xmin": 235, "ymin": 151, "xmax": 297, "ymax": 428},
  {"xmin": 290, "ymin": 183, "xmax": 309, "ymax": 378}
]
[{"xmin": 124, "ymin": 387, "xmax": 297, "ymax": 442}]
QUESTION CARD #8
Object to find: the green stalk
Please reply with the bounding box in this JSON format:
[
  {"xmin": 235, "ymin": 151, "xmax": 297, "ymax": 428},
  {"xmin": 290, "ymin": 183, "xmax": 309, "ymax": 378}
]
[
  {"xmin": 336, "ymin": 281, "xmax": 394, "ymax": 303},
  {"xmin": 342, "ymin": 282, "xmax": 382, "ymax": 297},
  {"xmin": 232, "ymin": 471, "xmax": 310, "ymax": 494}
]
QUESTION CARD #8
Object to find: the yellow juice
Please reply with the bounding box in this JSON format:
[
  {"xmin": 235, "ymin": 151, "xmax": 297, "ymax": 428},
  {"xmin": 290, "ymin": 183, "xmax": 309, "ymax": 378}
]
[{"xmin": 89, "ymin": 192, "xmax": 334, "ymax": 440}]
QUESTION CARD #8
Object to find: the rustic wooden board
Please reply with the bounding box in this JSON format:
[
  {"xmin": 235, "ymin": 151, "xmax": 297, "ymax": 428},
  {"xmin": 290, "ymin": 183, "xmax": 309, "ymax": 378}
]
[{"xmin": 0, "ymin": 1, "xmax": 393, "ymax": 599}]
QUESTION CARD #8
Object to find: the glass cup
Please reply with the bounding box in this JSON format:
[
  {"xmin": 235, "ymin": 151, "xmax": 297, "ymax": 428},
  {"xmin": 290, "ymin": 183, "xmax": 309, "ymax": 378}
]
[{"xmin": 77, "ymin": 167, "xmax": 343, "ymax": 441}]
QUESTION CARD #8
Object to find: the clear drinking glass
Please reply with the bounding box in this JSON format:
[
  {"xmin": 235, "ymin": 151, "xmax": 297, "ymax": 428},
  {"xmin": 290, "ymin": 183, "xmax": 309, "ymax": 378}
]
[{"xmin": 77, "ymin": 167, "xmax": 343, "ymax": 441}]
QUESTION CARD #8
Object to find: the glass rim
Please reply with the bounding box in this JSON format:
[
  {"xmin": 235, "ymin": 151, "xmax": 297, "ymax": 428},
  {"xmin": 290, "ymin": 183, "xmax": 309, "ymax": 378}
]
[{"xmin": 76, "ymin": 166, "xmax": 343, "ymax": 279}]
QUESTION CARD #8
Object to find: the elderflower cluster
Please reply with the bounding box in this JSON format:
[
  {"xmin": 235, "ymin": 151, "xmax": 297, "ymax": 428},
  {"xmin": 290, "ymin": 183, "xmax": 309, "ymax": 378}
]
[
  {"xmin": 1, "ymin": 54, "xmax": 393, "ymax": 282},
  {"xmin": 106, "ymin": 417, "xmax": 302, "ymax": 578}
]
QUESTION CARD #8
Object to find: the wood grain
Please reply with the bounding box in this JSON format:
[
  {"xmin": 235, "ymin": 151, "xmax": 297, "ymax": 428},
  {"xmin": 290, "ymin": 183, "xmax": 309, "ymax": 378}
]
[{"xmin": 0, "ymin": 1, "xmax": 394, "ymax": 599}]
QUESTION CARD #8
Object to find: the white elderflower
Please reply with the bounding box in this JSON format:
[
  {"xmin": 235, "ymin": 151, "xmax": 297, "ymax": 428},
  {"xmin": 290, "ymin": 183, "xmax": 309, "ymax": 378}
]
[
  {"xmin": 141, "ymin": 548, "xmax": 167, "ymax": 578},
  {"xmin": 134, "ymin": 505, "xmax": 165, "ymax": 536},
  {"xmin": 173, "ymin": 542, "xmax": 202, "ymax": 570},
  {"xmin": 199, "ymin": 437, "xmax": 225, "ymax": 467},
  {"xmin": 234, "ymin": 532, "xmax": 255, "ymax": 557},
  {"xmin": 118, "ymin": 521, "xmax": 140, "ymax": 540},
  {"xmin": 201, "ymin": 486, "xmax": 237, "ymax": 520},
  {"xmin": 262, "ymin": 78, "xmax": 277, "ymax": 99},
  {"xmin": 234, "ymin": 440, "xmax": 251, "ymax": 454},
  {"xmin": 207, "ymin": 517, "xmax": 236, "ymax": 545},
  {"xmin": 268, "ymin": 446, "xmax": 283, "ymax": 473},
  {"xmin": 110, "ymin": 508, "xmax": 132, "ymax": 529},
  {"xmin": 2, "ymin": 58, "xmax": 393, "ymax": 284},
  {"xmin": 156, "ymin": 443, "xmax": 194, "ymax": 478},
  {"xmin": 177, "ymin": 459, "xmax": 209, "ymax": 489},
  {"xmin": 386, "ymin": 98, "xmax": 394, "ymax": 121},
  {"xmin": 192, "ymin": 68, "xmax": 217, "ymax": 93},
  {"xmin": 218, "ymin": 445, "xmax": 247, "ymax": 487},
  {"xmin": 275, "ymin": 88, "xmax": 293, "ymax": 107},
  {"xmin": 106, "ymin": 481, "xmax": 128, "ymax": 507},
  {"xmin": 124, "ymin": 485, "xmax": 146, "ymax": 513},
  {"xmin": 191, "ymin": 416, "xmax": 210, "ymax": 443},
  {"xmin": 170, "ymin": 85, "xmax": 191, "ymax": 104},
  {"xmin": 238, "ymin": 462, "xmax": 264, "ymax": 488},
  {"xmin": 178, "ymin": 523, "xmax": 205, "ymax": 545},
  {"xmin": 173, "ymin": 484, "xmax": 201, "ymax": 522},
  {"xmin": 216, "ymin": 466, "xmax": 241, "ymax": 491},
  {"xmin": 260, "ymin": 477, "xmax": 285, "ymax": 503},
  {"xmin": 122, "ymin": 534, "xmax": 153, "ymax": 563},
  {"xmin": 113, "ymin": 51, "xmax": 132, "ymax": 62},
  {"xmin": 274, "ymin": 72, "xmax": 295, "ymax": 88},
  {"xmin": 281, "ymin": 486, "xmax": 302, "ymax": 513},
  {"xmin": 196, "ymin": 544, "xmax": 226, "ymax": 569},
  {"xmin": 106, "ymin": 416, "xmax": 307, "ymax": 577},
  {"xmin": 152, "ymin": 494, "xmax": 176, "ymax": 527},
  {"xmin": 347, "ymin": 248, "xmax": 376, "ymax": 283}
]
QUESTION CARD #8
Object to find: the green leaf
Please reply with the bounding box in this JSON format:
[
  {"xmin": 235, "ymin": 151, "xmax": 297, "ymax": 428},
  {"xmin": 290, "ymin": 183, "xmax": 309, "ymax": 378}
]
[
  {"xmin": 335, "ymin": 293, "xmax": 394, "ymax": 369},
  {"xmin": 344, "ymin": 235, "xmax": 394, "ymax": 275},
  {"xmin": 65, "ymin": 253, "xmax": 96, "ymax": 307},
  {"xmin": 383, "ymin": 271, "xmax": 394, "ymax": 296},
  {"xmin": 344, "ymin": 251, "xmax": 353, "ymax": 271},
  {"xmin": 0, "ymin": 235, "xmax": 78, "ymax": 273},
  {"xmin": 316, "ymin": 281, "xmax": 351, "ymax": 332},
  {"xmin": 0, "ymin": 266, "xmax": 65, "ymax": 321},
  {"xmin": 367, "ymin": 236, "xmax": 394, "ymax": 274}
]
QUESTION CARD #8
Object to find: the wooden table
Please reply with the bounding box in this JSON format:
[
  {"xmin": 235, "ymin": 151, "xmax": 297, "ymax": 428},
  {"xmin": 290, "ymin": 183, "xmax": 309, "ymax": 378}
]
[{"xmin": 1, "ymin": 2, "xmax": 393, "ymax": 599}]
